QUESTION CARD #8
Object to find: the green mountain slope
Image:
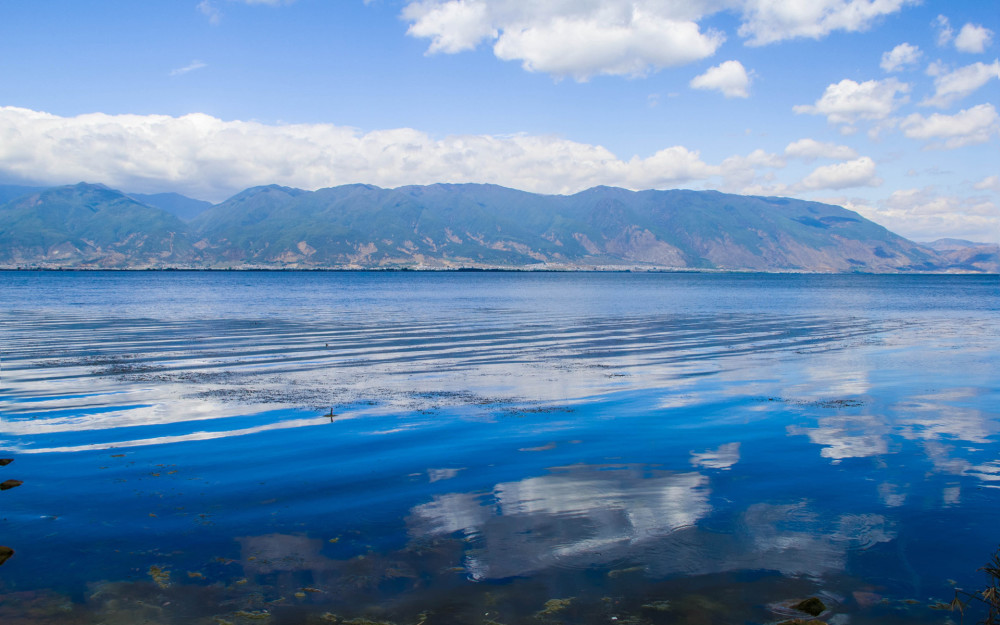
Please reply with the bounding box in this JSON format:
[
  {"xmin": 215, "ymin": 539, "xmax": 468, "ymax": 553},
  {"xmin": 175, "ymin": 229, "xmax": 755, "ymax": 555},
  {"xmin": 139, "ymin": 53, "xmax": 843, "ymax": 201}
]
[
  {"xmin": 192, "ymin": 183, "xmax": 938, "ymax": 271},
  {"xmin": 0, "ymin": 183, "xmax": 200, "ymax": 267},
  {"xmin": 0, "ymin": 181, "xmax": 976, "ymax": 272}
]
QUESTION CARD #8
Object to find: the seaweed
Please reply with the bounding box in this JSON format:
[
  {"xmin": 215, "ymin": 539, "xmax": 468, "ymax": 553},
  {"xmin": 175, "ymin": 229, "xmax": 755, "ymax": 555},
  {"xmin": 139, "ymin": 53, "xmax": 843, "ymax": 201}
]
[
  {"xmin": 947, "ymin": 546, "xmax": 1000, "ymax": 625},
  {"xmin": 792, "ymin": 597, "xmax": 827, "ymax": 616}
]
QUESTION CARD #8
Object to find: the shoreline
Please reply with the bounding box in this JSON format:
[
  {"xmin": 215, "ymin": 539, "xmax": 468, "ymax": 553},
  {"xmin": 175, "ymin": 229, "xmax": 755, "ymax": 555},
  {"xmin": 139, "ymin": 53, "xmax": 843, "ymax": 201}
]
[{"xmin": 0, "ymin": 266, "xmax": 995, "ymax": 275}]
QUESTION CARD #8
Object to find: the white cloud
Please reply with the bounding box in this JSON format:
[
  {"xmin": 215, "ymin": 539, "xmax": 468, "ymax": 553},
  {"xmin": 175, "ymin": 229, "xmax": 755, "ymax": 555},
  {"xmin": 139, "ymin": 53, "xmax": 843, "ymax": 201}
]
[
  {"xmin": 399, "ymin": 0, "xmax": 919, "ymax": 79},
  {"xmin": 793, "ymin": 78, "xmax": 910, "ymax": 125},
  {"xmin": 493, "ymin": 12, "xmax": 723, "ymax": 80},
  {"xmin": 925, "ymin": 59, "xmax": 948, "ymax": 77},
  {"xmin": 921, "ymin": 60, "xmax": 1000, "ymax": 108},
  {"xmin": 738, "ymin": 0, "xmax": 919, "ymax": 46},
  {"xmin": 798, "ymin": 156, "xmax": 881, "ymax": 190},
  {"xmin": 885, "ymin": 188, "xmax": 994, "ymax": 216},
  {"xmin": 858, "ymin": 187, "xmax": 1000, "ymax": 242},
  {"xmin": 403, "ymin": 0, "xmax": 494, "ymax": 53},
  {"xmin": 934, "ymin": 14, "xmax": 954, "ymax": 47},
  {"xmin": 880, "ymin": 43, "xmax": 921, "ymax": 72},
  {"xmin": 170, "ymin": 60, "xmax": 207, "ymax": 76},
  {"xmin": 690, "ymin": 60, "xmax": 751, "ymax": 98},
  {"xmin": 718, "ymin": 149, "xmax": 786, "ymax": 192},
  {"xmin": 0, "ymin": 106, "xmax": 727, "ymax": 201},
  {"xmin": 901, "ymin": 103, "xmax": 1000, "ymax": 149},
  {"xmin": 974, "ymin": 175, "xmax": 1000, "ymax": 192},
  {"xmin": 402, "ymin": 1, "xmax": 724, "ymax": 80},
  {"xmin": 739, "ymin": 0, "xmax": 917, "ymax": 45},
  {"xmin": 955, "ymin": 23, "xmax": 994, "ymax": 54},
  {"xmin": 197, "ymin": 0, "xmax": 293, "ymax": 23},
  {"xmin": 784, "ymin": 138, "xmax": 858, "ymax": 161},
  {"xmin": 197, "ymin": 0, "xmax": 222, "ymax": 24}
]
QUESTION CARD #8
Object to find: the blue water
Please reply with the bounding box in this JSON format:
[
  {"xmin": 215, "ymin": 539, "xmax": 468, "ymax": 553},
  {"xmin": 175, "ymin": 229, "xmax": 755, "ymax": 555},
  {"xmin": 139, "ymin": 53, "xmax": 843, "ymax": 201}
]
[{"xmin": 0, "ymin": 271, "xmax": 997, "ymax": 624}]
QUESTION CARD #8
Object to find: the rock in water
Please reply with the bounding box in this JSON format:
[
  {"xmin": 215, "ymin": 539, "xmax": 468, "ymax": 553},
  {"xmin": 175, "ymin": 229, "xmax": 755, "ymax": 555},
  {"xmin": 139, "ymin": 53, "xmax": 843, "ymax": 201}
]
[
  {"xmin": 0, "ymin": 479, "xmax": 23, "ymax": 490},
  {"xmin": 0, "ymin": 459, "xmax": 13, "ymax": 466},
  {"xmin": 793, "ymin": 597, "xmax": 827, "ymax": 616},
  {"xmin": 0, "ymin": 546, "xmax": 13, "ymax": 566}
]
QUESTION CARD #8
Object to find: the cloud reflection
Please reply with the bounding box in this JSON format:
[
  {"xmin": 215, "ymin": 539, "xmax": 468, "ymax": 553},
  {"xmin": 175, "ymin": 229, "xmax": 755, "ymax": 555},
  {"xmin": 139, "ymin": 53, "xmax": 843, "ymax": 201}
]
[
  {"xmin": 2, "ymin": 310, "xmax": 885, "ymax": 454},
  {"xmin": 410, "ymin": 464, "xmax": 710, "ymax": 579},
  {"xmin": 788, "ymin": 413, "xmax": 889, "ymax": 461},
  {"xmin": 409, "ymin": 464, "xmax": 894, "ymax": 581},
  {"xmin": 690, "ymin": 442, "xmax": 741, "ymax": 469}
]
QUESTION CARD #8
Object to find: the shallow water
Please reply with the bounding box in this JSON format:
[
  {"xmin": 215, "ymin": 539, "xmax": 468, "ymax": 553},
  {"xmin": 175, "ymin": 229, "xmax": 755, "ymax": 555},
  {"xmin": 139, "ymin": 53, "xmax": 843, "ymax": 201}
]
[{"xmin": 0, "ymin": 271, "xmax": 998, "ymax": 624}]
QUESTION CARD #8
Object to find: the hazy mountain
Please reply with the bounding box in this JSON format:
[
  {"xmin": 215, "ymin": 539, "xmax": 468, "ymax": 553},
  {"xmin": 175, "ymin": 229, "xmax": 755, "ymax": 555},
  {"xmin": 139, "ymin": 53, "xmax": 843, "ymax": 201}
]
[
  {"xmin": 0, "ymin": 181, "xmax": 992, "ymax": 272},
  {"xmin": 0, "ymin": 184, "xmax": 47, "ymax": 205},
  {"xmin": 924, "ymin": 238, "xmax": 989, "ymax": 251},
  {"xmin": 129, "ymin": 192, "xmax": 213, "ymax": 222},
  {"xmin": 922, "ymin": 239, "xmax": 1000, "ymax": 273},
  {"xmin": 0, "ymin": 183, "xmax": 200, "ymax": 267}
]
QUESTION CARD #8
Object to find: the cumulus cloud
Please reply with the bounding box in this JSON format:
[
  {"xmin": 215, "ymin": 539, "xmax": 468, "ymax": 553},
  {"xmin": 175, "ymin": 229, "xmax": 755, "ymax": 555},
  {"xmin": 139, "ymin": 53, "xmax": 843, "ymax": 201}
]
[
  {"xmin": 403, "ymin": 0, "xmax": 494, "ymax": 53},
  {"xmin": 399, "ymin": 0, "xmax": 919, "ymax": 79},
  {"xmin": 793, "ymin": 78, "xmax": 910, "ymax": 125},
  {"xmin": 402, "ymin": 1, "xmax": 724, "ymax": 80},
  {"xmin": 493, "ymin": 12, "xmax": 723, "ymax": 79},
  {"xmin": 920, "ymin": 60, "xmax": 1000, "ymax": 108},
  {"xmin": 784, "ymin": 138, "xmax": 858, "ymax": 161},
  {"xmin": 0, "ymin": 106, "xmax": 730, "ymax": 201},
  {"xmin": 955, "ymin": 23, "xmax": 994, "ymax": 54},
  {"xmin": 901, "ymin": 103, "xmax": 1000, "ymax": 149},
  {"xmin": 690, "ymin": 60, "xmax": 751, "ymax": 97},
  {"xmin": 798, "ymin": 156, "xmax": 881, "ymax": 191},
  {"xmin": 974, "ymin": 175, "xmax": 1000, "ymax": 192},
  {"xmin": 880, "ymin": 43, "xmax": 921, "ymax": 72},
  {"xmin": 738, "ymin": 0, "xmax": 920, "ymax": 46},
  {"xmin": 925, "ymin": 59, "xmax": 948, "ymax": 77},
  {"xmin": 170, "ymin": 60, "xmax": 207, "ymax": 76},
  {"xmin": 867, "ymin": 187, "xmax": 1000, "ymax": 241},
  {"xmin": 934, "ymin": 15, "xmax": 954, "ymax": 47},
  {"xmin": 718, "ymin": 149, "xmax": 786, "ymax": 192}
]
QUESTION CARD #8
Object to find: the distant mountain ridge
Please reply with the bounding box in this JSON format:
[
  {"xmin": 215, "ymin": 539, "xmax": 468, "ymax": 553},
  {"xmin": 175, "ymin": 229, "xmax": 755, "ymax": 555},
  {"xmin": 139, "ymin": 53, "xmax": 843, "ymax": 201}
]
[
  {"xmin": 0, "ymin": 182, "xmax": 995, "ymax": 272},
  {"xmin": 923, "ymin": 238, "xmax": 1000, "ymax": 273},
  {"xmin": 128, "ymin": 192, "xmax": 213, "ymax": 222}
]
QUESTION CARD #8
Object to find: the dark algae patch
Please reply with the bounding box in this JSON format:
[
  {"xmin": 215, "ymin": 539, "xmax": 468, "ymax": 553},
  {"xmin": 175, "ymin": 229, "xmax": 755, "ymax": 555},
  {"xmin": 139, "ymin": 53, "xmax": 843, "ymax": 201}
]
[{"xmin": 793, "ymin": 596, "xmax": 827, "ymax": 616}]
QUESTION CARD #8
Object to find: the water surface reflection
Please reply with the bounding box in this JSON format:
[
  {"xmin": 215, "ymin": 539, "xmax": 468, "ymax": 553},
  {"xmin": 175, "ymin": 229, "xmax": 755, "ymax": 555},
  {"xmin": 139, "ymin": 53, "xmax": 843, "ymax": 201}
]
[{"xmin": 0, "ymin": 272, "xmax": 997, "ymax": 624}]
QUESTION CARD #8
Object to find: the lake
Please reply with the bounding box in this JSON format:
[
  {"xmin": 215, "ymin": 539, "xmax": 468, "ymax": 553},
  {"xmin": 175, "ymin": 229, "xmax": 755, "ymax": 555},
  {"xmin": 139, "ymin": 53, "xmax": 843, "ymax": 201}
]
[{"xmin": 0, "ymin": 270, "xmax": 997, "ymax": 624}]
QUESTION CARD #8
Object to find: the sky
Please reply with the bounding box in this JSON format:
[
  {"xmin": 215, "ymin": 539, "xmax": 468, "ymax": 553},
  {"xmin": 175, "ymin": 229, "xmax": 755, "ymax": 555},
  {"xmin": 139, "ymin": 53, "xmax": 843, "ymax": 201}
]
[{"xmin": 0, "ymin": 0, "xmax": 997, "ymax": 243}]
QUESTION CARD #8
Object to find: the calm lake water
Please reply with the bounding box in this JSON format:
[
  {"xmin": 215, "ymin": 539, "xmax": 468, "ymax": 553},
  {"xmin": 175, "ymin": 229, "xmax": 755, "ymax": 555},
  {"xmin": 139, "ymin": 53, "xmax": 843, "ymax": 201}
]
[{"xmin": 0, "ymin": 271, "xmax": 998, "ymax": 624}]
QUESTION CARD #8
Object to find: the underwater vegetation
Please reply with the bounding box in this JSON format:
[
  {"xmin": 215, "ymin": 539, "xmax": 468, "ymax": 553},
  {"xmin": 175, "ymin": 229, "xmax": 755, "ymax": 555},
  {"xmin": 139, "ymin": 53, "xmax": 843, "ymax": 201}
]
[{"xmin": 945, "ymin": 546, "xmax": 1000, "ymax": 625}]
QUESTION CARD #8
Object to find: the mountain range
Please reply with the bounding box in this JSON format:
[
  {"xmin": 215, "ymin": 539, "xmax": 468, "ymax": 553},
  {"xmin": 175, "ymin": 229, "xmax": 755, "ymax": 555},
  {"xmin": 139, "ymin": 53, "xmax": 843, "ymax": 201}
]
[{"xmin": 0, "ymin": 182, "xmax": 996, "ymax": 272}]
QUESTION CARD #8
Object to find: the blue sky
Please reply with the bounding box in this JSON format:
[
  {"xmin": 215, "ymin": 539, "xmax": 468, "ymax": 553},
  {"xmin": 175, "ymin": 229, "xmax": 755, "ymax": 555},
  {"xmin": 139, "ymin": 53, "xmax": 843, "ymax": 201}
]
[{"xmin": 0, "ymin": 0, "xmax": 997, "ymax": 242}]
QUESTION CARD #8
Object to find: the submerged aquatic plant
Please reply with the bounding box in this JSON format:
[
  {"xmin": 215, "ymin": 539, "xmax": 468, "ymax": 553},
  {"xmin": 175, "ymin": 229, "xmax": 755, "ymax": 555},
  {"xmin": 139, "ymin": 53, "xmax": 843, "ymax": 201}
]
[
  {"xmin": 0, "ymin": 457, "xmax": 15, "ymax": 567},
  {"xmin": 949, "ymin": 546, "xmax": 1000, "ymax": 624}
]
